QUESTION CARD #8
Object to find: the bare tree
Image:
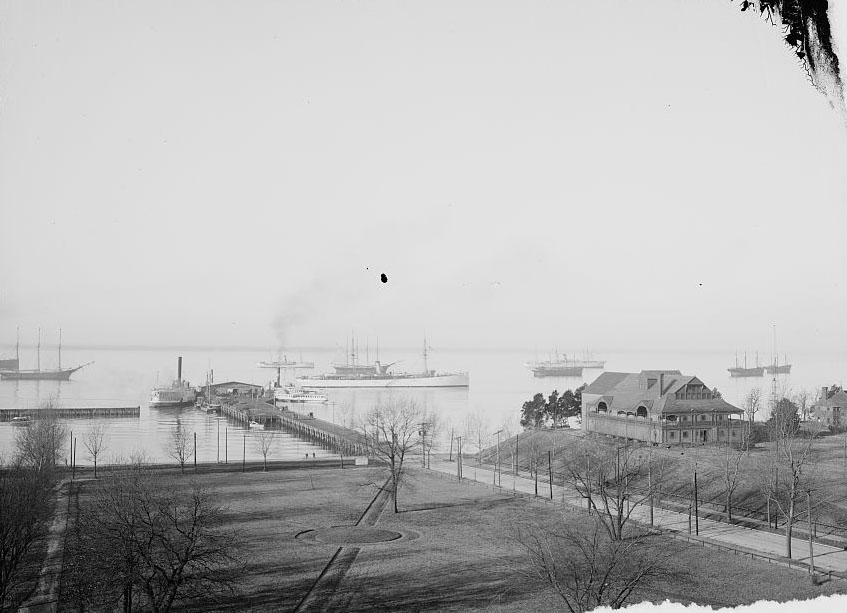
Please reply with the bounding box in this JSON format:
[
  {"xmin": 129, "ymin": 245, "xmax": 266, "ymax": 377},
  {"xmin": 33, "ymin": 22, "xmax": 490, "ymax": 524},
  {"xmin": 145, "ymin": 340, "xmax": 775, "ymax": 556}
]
[
  {"xmin": 718, "ymin": 442, "xmax": 746, "ymax": 522},
  {"xmin": 793, "ymin": 387, "xmax": 813, "ymax": 421},
  {"xmin": 0, "ymin": 462, "xmax": 55, "ymax": 610},
  {"xmin": 512, "ymin": 518, "xmax": 681, "ymax": 613},
  {"xmin": 14, "ymin": 407, "xmax": 68, "ymax": 473},
  {"xmin": 359, "ymin": 397, "xmax": 426, "ymax": 513},
  {"xmin": 83, "ymin": 422, "xmax": 108, "ymax": 478},
  {"xmin": 463, "ymin": 411, "xmax": 488, "ymax": 465},
  {"xmin": 758, "ymin": 414, "xmax": 822, "ymax": 558},
  {"xmin": 743, "ymin": 387, "xmax": 762, "ymax": 451},
  {"xmin": 254, "ymin": 430, "xmax": 277, "ymax": 471},
  {"xmin": 64, "ymin": 462, "xmax": 241, "ymax": 612},
  {"xmin": 568, "ymin": 440, "xmax": 666, "ymax": 541},
  {"xmin": 166, "ymin": 420, "xmax": 194, "ymax": 473}
]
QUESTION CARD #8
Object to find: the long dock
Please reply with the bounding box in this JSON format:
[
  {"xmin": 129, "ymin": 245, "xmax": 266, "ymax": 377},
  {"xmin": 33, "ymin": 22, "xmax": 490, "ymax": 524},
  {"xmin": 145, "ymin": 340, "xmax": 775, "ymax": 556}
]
[
  {"xmin": 0, "ymin": 406, "xmax": 140, "ymax": 421},
  {"xmin": 217, "ymin": 398, "xmax": 368, "ymax": 456},
  {"xmin": 277, "ymin": 409, "xmax": 368, "ymax": 456}
]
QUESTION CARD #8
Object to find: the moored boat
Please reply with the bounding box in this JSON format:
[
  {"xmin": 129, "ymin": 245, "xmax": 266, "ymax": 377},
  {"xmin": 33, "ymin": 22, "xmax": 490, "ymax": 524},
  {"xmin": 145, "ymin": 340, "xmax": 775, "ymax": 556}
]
[
  {"xmin": 274, "ymin": 385, "xmax": 328, "ymax": 403},
  {"xmin": 727, "ymin": 352, "xmax": 764, "ymax": 377},
  {"xmin": 149, "ymin": 357, "xmax": 196, "ymax": 408},
  {"xmin": 10, "ymin": 415, "xmax": 30, "ymax": 426},
  {"xmin": 0, "ymin": 327, "xmax": 92, "ymax": 381}
]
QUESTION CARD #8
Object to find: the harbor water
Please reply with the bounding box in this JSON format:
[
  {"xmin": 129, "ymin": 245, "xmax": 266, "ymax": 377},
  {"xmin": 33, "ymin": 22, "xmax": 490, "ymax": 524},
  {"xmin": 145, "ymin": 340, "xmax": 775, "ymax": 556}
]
[{"xmin": 1, "ymin": 346, "xmax": 845, "ymax": 464}]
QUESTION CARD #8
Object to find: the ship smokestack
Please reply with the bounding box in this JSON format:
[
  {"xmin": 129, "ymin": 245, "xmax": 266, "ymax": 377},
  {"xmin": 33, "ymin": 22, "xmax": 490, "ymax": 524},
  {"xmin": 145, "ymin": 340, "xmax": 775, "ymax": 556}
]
[{"xmin": 178, "ymin": 356, "xmax": 183, "ymax": 383}]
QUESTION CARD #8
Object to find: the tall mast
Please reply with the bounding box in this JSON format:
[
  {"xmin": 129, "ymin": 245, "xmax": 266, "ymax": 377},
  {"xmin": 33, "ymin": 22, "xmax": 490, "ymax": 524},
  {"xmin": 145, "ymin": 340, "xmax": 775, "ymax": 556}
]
[
  {"xmin": 423, "ymin": 336, "xmax": 428, "ymax": 373},
  {"xmin": 366, "ymin": 338, "xmax": 369, "ymax": 366},
  {"xmin": 376, "ymin": 337, "xmax": 379, "ymax": 363},
  {"xmin": 15, "ymin": 326, "xmax": 19, "ymax": 364},
  {"xmin": 58, "ymin": 328, "xmax": 62, "ymax": 370},
  {"xmin": 37, "ymin": 327, "xmax": 41, "ymax": 372}
]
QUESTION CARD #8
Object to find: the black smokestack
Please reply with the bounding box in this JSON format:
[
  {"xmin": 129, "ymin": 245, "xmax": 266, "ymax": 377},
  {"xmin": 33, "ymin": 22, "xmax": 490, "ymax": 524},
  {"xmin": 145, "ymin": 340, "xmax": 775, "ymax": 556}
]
[{"xmin": 178, "ymin": 356, "xmax": 183, "ymax": 383}]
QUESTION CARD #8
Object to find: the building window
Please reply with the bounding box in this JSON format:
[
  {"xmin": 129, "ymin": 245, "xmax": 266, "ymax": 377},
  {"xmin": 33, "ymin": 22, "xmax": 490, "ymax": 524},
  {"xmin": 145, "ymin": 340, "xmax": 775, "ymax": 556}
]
[
  {"xmin": 683, "ymin": 431, "xmax": 689, "ymax": 439},
  {"xmin": 669, "ymin": 431, "xmax": 676, "ymax": 439},
  {"xmin": 731, "ymin": 431, "xmax": 737, "ymax": 437},
  {"xmin": 683, "ymin": 415, "xmax": 689, "ymax": 422}
]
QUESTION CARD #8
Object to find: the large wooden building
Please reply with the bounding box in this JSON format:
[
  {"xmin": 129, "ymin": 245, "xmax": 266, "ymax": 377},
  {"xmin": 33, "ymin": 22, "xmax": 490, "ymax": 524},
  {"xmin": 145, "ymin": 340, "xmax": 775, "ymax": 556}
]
[
  {"xmin": 582, "ymin": 370, "xmax": 745, "ymax": 445},
  {"xmin": 811, "ymin": 386, "xmax": 847, "ymax": 430}
]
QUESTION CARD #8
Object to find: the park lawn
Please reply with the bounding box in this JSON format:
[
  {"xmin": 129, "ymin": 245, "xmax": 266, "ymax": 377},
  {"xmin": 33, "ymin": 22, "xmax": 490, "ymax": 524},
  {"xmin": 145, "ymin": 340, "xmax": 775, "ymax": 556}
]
[
  {"xmin": 57, "ymin": 463, "xmax": 847, "ymax": 612},
  {"xmin": 330, "ymin": 469, "xmax": 846, "ymax": 611}
]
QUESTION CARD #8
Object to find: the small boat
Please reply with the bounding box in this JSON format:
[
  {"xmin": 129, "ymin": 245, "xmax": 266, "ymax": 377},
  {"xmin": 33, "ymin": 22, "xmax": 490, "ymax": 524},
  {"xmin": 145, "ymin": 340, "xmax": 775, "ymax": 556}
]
[
  {"xmin": 10, "ymin": 416, "xmax": 30, "ymax": 426},
  {"xmin": 274, "ymin": 385, "xmax": 328, "ymax": 404},
  {"xmin": 248, "ymin": 420, "xmax": 265, "ymax": 430}
]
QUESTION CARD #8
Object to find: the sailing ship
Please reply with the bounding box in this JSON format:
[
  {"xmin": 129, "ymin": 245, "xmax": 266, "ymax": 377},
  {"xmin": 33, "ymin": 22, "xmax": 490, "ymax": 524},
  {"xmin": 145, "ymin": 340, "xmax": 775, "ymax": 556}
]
[
  {"xmin": 727, "ymin": 352, "xmax": 764, "ymax": 377},
  {"xmin": 525, "ymin": 351, "xmax": 583, "ymax": 377},
  {"xmin": 197, "ymin": 371, "xmax": 222, "ymax": 413},
  {"xmin": 764, "ymin": 355, "xmax": 792, "ymax": 375},
  {"xmin": 764, "ymin": 327, "xmax": 792, "ymax": 374},
  {"xmin": 297, "ymin": 338, "xmax": 469, "ymax": 388},
  {"xmin": 149, "ymin": 357, "xmax": 196, "ymax": 408},
  {"xmin": 0, "ymin": 328, "xmax": 93, "ymax": 381}
]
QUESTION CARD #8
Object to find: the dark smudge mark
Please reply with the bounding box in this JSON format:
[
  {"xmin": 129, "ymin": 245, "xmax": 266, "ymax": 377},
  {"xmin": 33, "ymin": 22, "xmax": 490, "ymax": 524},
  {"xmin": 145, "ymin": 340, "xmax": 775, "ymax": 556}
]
[{"xmin": 380, "ymin": 273, "xmax": 388, "ymax": 284}]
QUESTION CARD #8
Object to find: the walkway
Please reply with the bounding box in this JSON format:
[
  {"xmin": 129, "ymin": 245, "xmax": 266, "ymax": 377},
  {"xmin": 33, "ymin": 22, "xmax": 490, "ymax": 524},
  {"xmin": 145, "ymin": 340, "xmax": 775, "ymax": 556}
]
[{"xmin": 428, "ymin": 458, "xmax": 847, "ymax": 578}]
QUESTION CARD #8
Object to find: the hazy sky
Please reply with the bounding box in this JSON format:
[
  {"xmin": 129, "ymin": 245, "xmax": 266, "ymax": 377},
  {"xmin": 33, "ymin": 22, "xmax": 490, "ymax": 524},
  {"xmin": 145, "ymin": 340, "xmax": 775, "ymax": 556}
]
[{"xmin": 1, "ymin": 0, "xmax": 846, "ymax": 354}]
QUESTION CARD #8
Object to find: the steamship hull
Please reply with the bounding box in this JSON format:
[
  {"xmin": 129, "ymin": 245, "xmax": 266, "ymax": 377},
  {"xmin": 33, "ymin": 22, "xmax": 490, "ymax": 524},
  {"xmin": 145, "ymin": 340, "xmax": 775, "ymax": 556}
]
[{"xmin": 296, "ymin": 372, "xmax": 469, "ymax": 388}]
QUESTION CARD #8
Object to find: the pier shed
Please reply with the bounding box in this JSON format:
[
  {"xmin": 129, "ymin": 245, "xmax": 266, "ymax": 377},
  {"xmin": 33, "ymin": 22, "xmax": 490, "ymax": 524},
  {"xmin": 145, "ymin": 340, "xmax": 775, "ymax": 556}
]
[{"xmin": 211, "ymin": 381, "xmax": 267, "ymax": 397}]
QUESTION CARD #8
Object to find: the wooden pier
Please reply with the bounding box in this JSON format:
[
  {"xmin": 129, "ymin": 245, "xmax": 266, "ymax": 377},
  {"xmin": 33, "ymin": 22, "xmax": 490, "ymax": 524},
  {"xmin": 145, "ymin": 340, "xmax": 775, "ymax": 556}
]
[
  {"xmin": 276, "ymin": 409, "xmax": 368, "ymax": 456},
  {"xmin": 0, "ymin": 406, "xmax": 140, "ymax": 421},
  {"xmin": 217, "ymin": 398, "xmax": 368, "ymax": 456}
]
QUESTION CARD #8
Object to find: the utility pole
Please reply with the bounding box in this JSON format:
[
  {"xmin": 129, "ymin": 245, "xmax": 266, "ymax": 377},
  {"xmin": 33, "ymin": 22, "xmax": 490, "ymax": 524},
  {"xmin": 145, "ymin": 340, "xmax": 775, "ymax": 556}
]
[
  {"xmin": 242, "ymin": 433, "xmax": 246, "ymax": 472},
  {"xmin": 515, "ymin": 433, "xmax": 519, "ymax": 476},
  {"xmin": 494, "ymin": 429, "xmax": 503, "ymax": 487},
  {"xmin": 225, "ymin": 428, "xmax": 228, "ymax": 464},
  {"xmin": 534, "ymin": 457, "xmax": 538, "ymax": 496},
  {"xmin": 586, "ymin": 451, "xmax": 592, "ymax": 515},
  {"xmin": 448, "ymin": 427, "xmax": 454, "ymax": 462},
  {"xmin": 457, "ymin": 436, "xmax": 462, "ymax": 480},
  {"xmin": 807, "ymin": 490, "xmax": 815, "ymax": 576},
  {"xmin": 194, "ymin": 432, "xmax": 197, "ymax": 473},
  {"xmin": 648, "ymin": 455, "xmax": 654, "ymax": 526},
  {"xmin": 693, "ymin": 469, "xmax": 699, "ymax": 536},
  {"xmin": 548, "ymin": 450, "xmax": 553, "ymax": 500},
  {"xmin": 217, "ymin": 418, "xmax": 220, "ymax": 463}
]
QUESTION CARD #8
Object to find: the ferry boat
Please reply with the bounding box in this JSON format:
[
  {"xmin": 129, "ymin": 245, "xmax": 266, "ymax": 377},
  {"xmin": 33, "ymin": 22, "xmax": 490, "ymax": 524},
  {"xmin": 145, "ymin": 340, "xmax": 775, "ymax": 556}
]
[
  {"xmin": 297, "ymin": 339, "xmax": 469, "ymax": 388},
  {"xmin": 256, "ymin": 355, "xmax": 315, "ymax": 369},
  {"xmin": 149, "ymin": 357, "xmax": 196, "ymax": 408},
  {"xmin": 274, "ymin": 385, "xmax": 328, "ymax": 403},
  {"xmin": 727, "ymin": 353, "xmax": 764, "ymax": 378},
  {"xmin": 10, "ymin": 416, "xmax": 30, "ymax": 426},
  {"xmin": 249, "ymin": 420, "xmax": 265, "ymax": 430}
]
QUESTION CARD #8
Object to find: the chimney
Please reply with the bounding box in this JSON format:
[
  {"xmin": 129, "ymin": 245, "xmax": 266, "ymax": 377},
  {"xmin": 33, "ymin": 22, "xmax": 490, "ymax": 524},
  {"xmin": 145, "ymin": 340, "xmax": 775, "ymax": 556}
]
[
  {"xmin": 822, "ymin": 386, "xmax": 828, "ymax": 402},
  {"xmin": 178, "ymin": 356, "xmax": 183, "ymax": 383},
  {"xmin": 659, "ymin": 373, "xmax": 664, "ymax": 396}
]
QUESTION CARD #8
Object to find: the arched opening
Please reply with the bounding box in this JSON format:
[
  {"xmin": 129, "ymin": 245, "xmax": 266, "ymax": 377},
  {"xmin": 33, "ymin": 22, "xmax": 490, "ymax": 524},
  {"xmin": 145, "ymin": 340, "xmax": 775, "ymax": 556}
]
[
  {"xmin": 597, "ymin": 402, "xmax": 608, "ymax": 413},
  {"xmin": 636, "ymin": 406, "xmax": 648, "ymax": 419}
]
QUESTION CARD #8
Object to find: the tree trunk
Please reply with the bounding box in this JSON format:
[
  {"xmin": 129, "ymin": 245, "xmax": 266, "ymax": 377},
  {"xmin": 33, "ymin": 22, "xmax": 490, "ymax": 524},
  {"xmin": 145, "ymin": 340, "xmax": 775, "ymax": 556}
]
[{"xmin": 726, "ymin": 490, "xmax": 732, "ymax": 523}]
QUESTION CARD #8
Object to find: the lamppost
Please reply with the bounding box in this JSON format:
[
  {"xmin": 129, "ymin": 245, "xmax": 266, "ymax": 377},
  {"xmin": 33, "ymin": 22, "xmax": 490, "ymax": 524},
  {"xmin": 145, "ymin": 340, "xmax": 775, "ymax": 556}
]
[
  {"xmin": 492, "ymin": 429, "xmax": 503, "ymax": 486},
  {"xmin": 418, "ymin": 422, "xmax": 431, "ymax": 468}
]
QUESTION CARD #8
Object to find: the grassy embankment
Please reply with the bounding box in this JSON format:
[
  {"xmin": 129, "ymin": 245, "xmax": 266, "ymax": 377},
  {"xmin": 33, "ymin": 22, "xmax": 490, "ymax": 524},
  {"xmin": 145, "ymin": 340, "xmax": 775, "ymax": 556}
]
[
  {"xmin": 475, "ymin": 428, "xmax": 847, "ymax": 533},
  {"xmin": 57, "ymin": 464, "xmax": 847, "ymax": 611}
]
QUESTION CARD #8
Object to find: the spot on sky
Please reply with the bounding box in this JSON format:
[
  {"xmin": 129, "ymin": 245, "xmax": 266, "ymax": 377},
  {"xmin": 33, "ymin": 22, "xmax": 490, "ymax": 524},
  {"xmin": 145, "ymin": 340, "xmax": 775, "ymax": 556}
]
[{"xmin": 380, "ymin": 273, "xmax": 388, "ymax": 284}]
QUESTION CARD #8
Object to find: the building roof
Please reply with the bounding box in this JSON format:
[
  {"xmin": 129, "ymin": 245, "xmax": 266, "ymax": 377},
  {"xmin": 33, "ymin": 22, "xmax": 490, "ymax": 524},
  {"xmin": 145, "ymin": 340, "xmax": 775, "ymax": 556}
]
[
  {"xmin": 210, "ymin": 381, "xmax": 264, "ymax": 389},
  {"xmin": 816, "ymin": 390, "xmax": 847, "ymax": 408},
  {"xmin": 583, "ymin": 372, "xmax": 630, "ymax": 395},
  {"xmin": 586, "ymin": 370, "xmax": 741, "ymax": 415}
]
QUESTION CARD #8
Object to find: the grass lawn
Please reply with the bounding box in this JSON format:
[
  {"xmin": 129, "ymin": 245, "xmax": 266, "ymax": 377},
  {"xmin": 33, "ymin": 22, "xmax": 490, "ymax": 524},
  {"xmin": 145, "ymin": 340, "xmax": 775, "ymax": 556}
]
[{"xmin": 58, "ymin": 463, "xmax": 847, "ymax": 612}]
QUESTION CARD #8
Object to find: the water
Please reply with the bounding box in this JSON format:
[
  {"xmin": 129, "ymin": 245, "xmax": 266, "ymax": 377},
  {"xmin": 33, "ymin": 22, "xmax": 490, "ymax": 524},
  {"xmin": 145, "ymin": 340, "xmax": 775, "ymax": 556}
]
[{"xmin": 1, "ymin": 346, "xmax": 845, "ymax": 464}]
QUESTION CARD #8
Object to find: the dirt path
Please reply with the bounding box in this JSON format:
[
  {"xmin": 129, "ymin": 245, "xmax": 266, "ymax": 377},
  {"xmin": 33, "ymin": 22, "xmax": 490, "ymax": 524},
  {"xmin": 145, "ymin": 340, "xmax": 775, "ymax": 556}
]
[
  {"xmin": 293, "ymin": 478, "xmax": 392, "ymax": 612},
  {"xmin": 19, "ymin": 479, "xmax": 72, "ymax": 613}
]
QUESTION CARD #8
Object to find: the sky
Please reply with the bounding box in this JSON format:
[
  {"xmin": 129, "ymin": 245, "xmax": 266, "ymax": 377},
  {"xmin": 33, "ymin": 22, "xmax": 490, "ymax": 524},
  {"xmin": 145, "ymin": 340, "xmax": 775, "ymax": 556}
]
[{"xmin": 1, "ymin": 0, "xmax": 846, "ymax": 354}]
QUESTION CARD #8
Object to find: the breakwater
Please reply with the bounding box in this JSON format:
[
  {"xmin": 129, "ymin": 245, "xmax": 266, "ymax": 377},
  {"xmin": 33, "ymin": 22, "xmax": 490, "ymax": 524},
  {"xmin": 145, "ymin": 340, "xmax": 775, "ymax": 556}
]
[{"xmin": 0, "ymin": 406, "xmax": 140, "ymax": 421}]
